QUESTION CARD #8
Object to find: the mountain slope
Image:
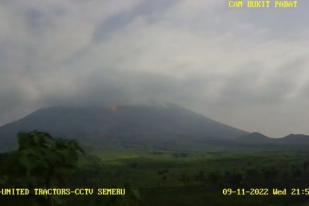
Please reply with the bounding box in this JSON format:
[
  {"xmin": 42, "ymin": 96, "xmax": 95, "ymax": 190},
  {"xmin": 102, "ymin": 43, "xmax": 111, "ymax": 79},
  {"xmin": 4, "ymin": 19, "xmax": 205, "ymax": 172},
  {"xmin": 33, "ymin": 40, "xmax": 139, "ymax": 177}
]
[
  {"xmin": 235, "ymin": 132, "xmax": 309, "ymax": 150},
  {"xmin": 237, "ymin": 132, "xmax": 272, "ymax": 144},
  {"xmin": 0, "ymin": 104, "xmax": 248, "ymax": 152},
  {"xmin": 276, "ymin": 134, "xmax": 309, "ymax": 145}
]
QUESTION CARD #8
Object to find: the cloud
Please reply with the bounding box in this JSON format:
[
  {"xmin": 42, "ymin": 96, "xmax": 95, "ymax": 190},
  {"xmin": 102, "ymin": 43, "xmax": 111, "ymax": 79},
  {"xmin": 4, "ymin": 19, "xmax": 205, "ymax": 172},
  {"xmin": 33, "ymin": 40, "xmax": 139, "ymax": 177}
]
[{"xmin": 0, "ymin": 0, "xmax": 309, "ymax": 137}]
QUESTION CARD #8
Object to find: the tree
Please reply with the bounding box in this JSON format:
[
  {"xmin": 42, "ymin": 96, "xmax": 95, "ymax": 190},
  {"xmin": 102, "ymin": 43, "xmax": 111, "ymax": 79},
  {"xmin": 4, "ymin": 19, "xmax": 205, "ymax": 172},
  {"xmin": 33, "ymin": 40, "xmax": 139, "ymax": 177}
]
[{"xmin": 4, "ymin": 131, "xmax": 84, "ymax": 206}]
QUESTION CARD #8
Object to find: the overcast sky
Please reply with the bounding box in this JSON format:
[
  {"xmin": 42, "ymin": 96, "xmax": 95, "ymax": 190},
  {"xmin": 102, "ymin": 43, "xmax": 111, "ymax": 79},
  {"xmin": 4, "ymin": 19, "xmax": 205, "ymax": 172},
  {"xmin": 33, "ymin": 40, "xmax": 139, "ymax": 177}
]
[{"xmin": 0, "ymin": 0, "xmax": 308, "ymax": 137}]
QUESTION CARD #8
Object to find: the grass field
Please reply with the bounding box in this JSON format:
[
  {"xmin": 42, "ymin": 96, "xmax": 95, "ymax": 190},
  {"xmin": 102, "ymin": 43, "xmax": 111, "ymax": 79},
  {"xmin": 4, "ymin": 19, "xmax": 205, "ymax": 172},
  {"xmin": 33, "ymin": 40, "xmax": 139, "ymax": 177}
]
[
  {"xmin": 64, "ymin": 150, "xmax": 309, "ymax": 206},
  {"xmin": 2, "ymin": 149, "xmax": 309, "ymax": 206}
]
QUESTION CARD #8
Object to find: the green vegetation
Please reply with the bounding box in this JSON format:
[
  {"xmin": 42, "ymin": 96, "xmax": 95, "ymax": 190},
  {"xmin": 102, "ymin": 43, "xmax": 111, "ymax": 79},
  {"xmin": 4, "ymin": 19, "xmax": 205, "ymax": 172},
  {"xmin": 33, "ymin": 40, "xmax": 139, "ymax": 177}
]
[
  {"xmin": 0, "ymin": 131, "xmax": 84, "ymax": 206},
  {"xmin": 1, "ymin": 131, "xmax": 309, "ymax": 205}
]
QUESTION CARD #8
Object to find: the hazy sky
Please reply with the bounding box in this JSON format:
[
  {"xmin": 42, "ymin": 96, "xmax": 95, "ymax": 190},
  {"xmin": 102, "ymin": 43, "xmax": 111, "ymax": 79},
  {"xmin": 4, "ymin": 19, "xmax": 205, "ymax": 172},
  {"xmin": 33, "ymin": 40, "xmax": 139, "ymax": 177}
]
[{"xmin": 0, "ymin": 0, "xmax": 308, "ymax": 137}]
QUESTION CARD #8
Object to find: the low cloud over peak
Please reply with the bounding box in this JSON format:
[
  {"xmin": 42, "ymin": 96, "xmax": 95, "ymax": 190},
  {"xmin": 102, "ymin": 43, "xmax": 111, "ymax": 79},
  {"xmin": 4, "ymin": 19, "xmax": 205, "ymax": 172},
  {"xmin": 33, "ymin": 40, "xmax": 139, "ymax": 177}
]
[{"xmin": 0, "ymin": 0, "xmax": 309, "ymax": 136}]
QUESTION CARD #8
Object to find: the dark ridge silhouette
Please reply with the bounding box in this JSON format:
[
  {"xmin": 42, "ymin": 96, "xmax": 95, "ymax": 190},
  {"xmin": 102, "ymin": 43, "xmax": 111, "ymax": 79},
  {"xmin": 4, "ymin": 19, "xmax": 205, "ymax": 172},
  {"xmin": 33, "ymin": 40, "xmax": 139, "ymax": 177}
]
[
  {"xmin": 1, "ymin": 104, "xmax": 309, "ymax": 152},
  {"xmin": 0, "ymin": 104, "xmax": 247, "ymax": 152}
]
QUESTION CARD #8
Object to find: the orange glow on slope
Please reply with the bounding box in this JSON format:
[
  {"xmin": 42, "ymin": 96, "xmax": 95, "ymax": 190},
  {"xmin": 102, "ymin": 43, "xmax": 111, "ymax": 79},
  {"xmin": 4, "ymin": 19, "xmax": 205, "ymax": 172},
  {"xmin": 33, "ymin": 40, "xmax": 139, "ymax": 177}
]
[{"xmin": 111, "ymin": 105, "xmax": 118, "ymax": 112}]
